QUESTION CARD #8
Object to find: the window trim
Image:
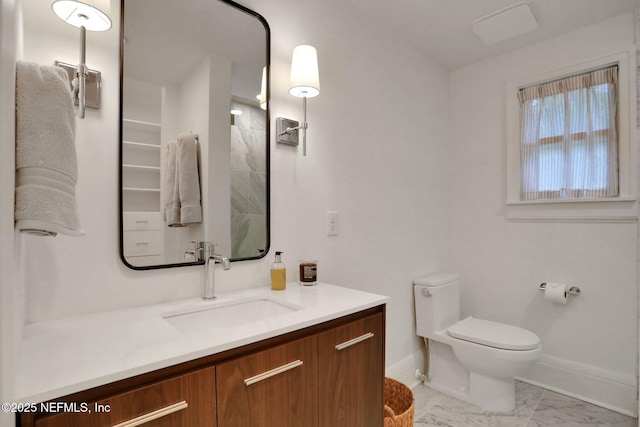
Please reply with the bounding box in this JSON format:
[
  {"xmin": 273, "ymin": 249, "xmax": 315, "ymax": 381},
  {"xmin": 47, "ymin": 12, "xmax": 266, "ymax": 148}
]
[{"xmin": 505, "ymin": 49, "xmax": 637, "ymax": 222}]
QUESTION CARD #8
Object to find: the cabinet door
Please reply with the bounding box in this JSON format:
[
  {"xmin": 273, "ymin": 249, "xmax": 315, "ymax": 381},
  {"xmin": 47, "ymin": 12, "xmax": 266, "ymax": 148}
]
[
  {"xmin": 318, "ymin": 313, "xmax": 384, "ymax": 427},
  {"xmin": 216, "ymin": 336, "xmax": 318, "ymax": 427},
  {"xmin": 34, "ymin": 367, "xmax": 215, "ymax": 427}
]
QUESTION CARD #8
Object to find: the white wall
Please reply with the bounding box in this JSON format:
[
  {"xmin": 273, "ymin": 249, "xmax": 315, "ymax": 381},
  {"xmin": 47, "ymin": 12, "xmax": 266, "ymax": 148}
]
[
  {"xmin": 0, "ymin": 0, "xmax": 22, "ymax": 425},
  {"xmin": 448, "ymin": 13, "xmax": 638, "ymax": 414},
  {"xmin": 635, "ymin": 3, "xmax": 640, "ymax": 421},
  {"xmin": 206, "ymin": 54, "xmax": 233, "ymax": 256},
  {"xmin": 248, "ymin": 0, "xmax": 451, "ymax": 369},
  {"xmin": 166, "ymin": 57, "xmax": 212, "ymax": 260},
  {"xmin": 14, "ymin": 0, "xmax": 450, "ymax": 379}
]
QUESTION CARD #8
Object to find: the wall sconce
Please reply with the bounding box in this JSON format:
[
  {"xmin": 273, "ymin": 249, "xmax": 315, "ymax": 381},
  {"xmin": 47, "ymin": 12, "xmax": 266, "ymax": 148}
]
[
  {"xmin": 51, "ymin": 0, "xmax": 111, "ymax": 119},
  {"xmin": 277, "ymin": 45, "xmax": 320, "ymax": 156}
]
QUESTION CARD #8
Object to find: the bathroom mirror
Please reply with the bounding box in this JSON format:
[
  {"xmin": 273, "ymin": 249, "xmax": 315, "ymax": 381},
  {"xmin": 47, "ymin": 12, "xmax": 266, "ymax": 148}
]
[{"xmin": 119, "ymin": 0, "xmax": 270, "ymax": 269}]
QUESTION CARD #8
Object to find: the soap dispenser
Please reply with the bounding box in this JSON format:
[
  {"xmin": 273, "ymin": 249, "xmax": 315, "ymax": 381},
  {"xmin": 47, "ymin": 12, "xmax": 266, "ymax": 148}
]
[{"xmin": 271, "ymin": 251, "xmax": 286, "ymax": 290}]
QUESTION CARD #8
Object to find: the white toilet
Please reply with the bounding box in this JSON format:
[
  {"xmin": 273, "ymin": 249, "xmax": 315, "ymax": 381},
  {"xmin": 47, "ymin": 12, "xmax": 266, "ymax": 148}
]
[{"xmin": 413, "ymin": 273, "xmax": 542, "ymax": 412}]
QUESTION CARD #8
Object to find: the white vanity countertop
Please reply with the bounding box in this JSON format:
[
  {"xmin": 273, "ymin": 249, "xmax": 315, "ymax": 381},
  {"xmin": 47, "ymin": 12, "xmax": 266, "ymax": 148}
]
[{"xmin": 15, "ymin": 283, "xmax": 388, "ymax": 403}]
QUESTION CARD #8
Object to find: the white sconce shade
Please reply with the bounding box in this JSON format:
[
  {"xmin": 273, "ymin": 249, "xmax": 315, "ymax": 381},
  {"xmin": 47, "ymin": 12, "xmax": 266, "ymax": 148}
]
[
  {"xmin": 259, "ymin": 66, "xmax": 267, "ymax": 110},
  {"xmin": 52, "ymin": 0, "xmax": 112, "ymax": 31},
  {"xmin": 279, "ymin": 44, "xmax": 320, "ymax": 156},
  {"xmin": 289, "ymin": 45, "xmax": 320, "ymax": 98}
]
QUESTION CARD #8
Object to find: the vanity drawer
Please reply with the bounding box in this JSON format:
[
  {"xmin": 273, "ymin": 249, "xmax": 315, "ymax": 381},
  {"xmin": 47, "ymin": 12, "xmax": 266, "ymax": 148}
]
[
  {"xmin": 123, "ymin": 230, "xmax": 162, "ymax": 257},
  {"xmin": 33, "ymin": 367, "xmax": 215, "ymax": 427},
  {"xmin": 123, "ymin": 212, "xmax": 162, "ymax": 231},
  {"xmin": 216, "ymin": 335, "xmax": 318, "ymax": 427}
]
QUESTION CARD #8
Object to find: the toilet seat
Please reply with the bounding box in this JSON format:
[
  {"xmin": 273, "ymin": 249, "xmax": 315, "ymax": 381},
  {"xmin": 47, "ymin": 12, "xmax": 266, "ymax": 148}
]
[{"xmin": 447, "ymin": 316, "xmax": 540, "ymax": 351}]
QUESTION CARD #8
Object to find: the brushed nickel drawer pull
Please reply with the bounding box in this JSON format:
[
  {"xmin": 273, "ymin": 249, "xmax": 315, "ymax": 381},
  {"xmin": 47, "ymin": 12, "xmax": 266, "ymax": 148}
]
[
  {"xmin": 244, "ymin": 360, "xmax": 304, "ymax": 386},
  {"xmin": 335, "ymin": 332, "xmax": 375, "ymax": 351},
  {"xmin": 112, "ymin": 400, "xmax": 188, "ymax": 427}
]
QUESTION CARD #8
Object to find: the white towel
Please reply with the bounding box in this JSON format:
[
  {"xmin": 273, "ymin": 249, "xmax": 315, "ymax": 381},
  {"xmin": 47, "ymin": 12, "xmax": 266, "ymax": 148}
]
[
  {"xmin": 163, "ymin": 141, "xmax": 182, "ymax": 226},
  {"xmin": 177, "ymin": 133, "xmax": 202, "ymax": 225},
  {"xmin": 162, "ymin": 135, "xmax": 202, "ymax": 227},
  {"xmin": 14, "ymin": 61, "xmax": 84, "ymax": 236}
]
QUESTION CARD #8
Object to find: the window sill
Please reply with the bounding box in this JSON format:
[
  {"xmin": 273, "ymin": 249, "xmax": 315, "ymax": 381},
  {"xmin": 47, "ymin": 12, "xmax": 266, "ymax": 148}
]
[{"xmin": 506, "ymin": 197, "xmax": 638, "ymax": 222}]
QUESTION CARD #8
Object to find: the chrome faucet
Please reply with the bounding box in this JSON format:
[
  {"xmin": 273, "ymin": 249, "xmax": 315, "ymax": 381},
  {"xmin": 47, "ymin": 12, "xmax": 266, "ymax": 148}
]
[
  {"xmin": 203, "ymin": 242, "xmax": 230, "ymax": 300},
  {"xmin": 185, "ymin": 241, "xmax": 205, "ymax": 262}
]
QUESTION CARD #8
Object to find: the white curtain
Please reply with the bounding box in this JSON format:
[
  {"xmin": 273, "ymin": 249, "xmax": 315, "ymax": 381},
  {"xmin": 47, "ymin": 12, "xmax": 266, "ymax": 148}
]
[{"xmin": 518, "ymin": 66, "xmax": 618, "ymax": 200}]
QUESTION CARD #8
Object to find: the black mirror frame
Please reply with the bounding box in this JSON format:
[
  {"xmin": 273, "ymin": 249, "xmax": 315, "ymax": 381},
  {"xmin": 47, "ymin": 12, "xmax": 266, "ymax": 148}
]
[{"xmin": 118, "ymin": 0, "xmax": 271, "ymax": 270}]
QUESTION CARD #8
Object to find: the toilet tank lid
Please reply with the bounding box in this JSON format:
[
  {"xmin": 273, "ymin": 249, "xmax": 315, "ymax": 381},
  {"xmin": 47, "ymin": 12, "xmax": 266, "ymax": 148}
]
[
  {"xmin": 413, "ymin": 273, "xmax": 459, "ymax": 287},
  {"xmin": 447, "ymin": 316, "xmax": 541, "ymax": 351}
]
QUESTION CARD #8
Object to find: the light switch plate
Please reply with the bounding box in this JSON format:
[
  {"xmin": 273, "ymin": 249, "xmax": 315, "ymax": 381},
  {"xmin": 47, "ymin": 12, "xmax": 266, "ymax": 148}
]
[{"xmin": 327, "ymin": 211, "xmax": 339, "ymax": 236}]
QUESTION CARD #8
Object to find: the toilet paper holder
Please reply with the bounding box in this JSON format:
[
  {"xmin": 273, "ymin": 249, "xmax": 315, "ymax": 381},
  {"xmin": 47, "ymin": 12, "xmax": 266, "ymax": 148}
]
[{"xmin": 538, "ymin": 283, "xmax": 581, "ymax": 296}]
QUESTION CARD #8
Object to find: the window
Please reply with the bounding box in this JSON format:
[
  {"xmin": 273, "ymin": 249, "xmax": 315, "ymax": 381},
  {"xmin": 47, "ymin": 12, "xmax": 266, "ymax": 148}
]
[
  {"xmin": 505, "ymin": 50, "xmax": 636, "ymax": 222},
  {"xmin": 518, "ymin": 65, "xmax": 618, "ymax": 201}
]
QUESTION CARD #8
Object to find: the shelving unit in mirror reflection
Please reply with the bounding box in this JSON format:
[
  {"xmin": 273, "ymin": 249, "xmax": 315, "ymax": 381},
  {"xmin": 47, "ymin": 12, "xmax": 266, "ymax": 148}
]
[
  {"xmin": 122, "ymin": 118, "xmax": 161, "ymax": 213},
  {"xmin": 122, "ymin": 118, "xmax": 163, "ymax": 265}
]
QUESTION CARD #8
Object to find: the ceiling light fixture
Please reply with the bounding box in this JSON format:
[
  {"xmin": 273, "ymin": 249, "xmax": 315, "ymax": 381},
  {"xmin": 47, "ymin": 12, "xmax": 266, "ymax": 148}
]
[{"xmin": 472, "ymin": 2, "xmax": 538, "ymax": 45}]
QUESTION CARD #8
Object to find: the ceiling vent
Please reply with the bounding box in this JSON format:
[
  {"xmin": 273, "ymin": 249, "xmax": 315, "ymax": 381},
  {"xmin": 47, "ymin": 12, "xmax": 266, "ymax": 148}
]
[{"xmin": 472, "ymin": 2, "xmax": 538, "ymax": 45}]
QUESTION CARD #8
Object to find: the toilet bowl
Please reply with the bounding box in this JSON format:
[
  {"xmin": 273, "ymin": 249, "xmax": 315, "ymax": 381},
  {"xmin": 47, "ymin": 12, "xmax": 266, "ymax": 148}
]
[{"xmin": 413, "ymin": 273, "xmax": 542, "ymax": 412}]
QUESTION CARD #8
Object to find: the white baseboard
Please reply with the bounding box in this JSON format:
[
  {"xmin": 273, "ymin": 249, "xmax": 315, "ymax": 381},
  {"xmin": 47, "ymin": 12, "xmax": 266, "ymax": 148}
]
[
  {"xmin": 385, "ymin": 349, "xmax": 424, "ymax": 389},
  {"xmin": 519, "ymin": 354, "xmax": 638, "ymax": 417},
  {"xmin": 387, "ymin": 350, "xmax": 638, "ymax": 418}
]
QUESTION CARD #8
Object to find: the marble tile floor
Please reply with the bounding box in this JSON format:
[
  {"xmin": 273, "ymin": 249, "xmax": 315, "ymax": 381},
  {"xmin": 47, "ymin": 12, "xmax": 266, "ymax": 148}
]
[{"xmin": 412, "ymin": 381, "xmax": 637, "ymax": 426}]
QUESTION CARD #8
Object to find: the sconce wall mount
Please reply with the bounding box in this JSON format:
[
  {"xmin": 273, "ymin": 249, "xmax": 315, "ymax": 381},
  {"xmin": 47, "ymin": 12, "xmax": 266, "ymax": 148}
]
[
  {"xmin": 55, "ymin": 61, "xmax": 101, "ymax": 109},
  {"xmin": 276, "ymin": 117, "xmax": 300, "ymax": 146}
]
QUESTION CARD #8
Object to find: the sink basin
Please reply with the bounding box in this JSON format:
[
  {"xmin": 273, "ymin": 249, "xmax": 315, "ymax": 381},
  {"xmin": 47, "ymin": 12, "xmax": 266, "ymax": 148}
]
[{"xmin": 163, "ymin": 297, "xmax": 302, "ymax": 333}]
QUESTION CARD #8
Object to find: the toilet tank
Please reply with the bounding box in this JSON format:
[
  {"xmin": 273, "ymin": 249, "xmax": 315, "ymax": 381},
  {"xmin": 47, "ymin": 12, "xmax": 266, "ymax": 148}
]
[{"xmin": 413, "ymin": 273, "xmax": 460, "ymax": 338}]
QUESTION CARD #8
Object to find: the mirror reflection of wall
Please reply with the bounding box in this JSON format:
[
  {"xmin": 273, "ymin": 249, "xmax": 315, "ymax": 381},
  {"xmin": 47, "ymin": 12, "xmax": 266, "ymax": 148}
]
[
  {"xmin": 122, "ymin": 54, "xmax": 232, "ymax": 267},
  {"xmin": 120, "ymin": 0, "xmax": 269, "ymax": 269}
]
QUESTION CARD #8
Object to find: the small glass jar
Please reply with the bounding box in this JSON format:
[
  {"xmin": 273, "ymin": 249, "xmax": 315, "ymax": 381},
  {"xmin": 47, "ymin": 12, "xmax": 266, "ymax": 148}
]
[{"xmin": 299, "ymin": 260, "xmax": 318, "ymax": 286}]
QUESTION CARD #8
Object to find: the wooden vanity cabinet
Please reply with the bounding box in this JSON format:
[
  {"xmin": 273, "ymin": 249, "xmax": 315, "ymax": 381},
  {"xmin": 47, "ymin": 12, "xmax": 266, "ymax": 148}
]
[
  {"xmin": 28, "ymin": 366, "xmax": 215, "ymax": 427},
  {"xmin": 19, "ymin": 306, "xmax": 385, "ymax": 427}
]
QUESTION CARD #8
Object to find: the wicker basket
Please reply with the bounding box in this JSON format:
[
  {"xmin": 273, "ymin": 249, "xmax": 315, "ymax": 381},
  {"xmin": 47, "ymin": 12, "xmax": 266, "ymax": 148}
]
[{"xmin": 383, "ymin": 377, "xmax": 414, "ymax": 427}]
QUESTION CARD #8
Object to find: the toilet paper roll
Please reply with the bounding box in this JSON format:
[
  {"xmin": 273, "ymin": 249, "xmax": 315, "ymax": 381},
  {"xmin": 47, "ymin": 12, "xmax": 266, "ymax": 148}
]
[{"xmin": 544, "ymin": 282, "xmax": 567, "ymax": 304}]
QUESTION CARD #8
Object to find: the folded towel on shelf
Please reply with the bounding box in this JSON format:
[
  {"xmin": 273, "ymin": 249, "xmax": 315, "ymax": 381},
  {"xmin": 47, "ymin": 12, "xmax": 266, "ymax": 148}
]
[
  {"xmin": 177, "ymin": 133, "xmax": 202, "ymax": 225},
  {"xmin": 14, "ymin": 61, "xmax": 84, "ymax": 236},
  {"xmin": 163, "ymin": 141, "xmax": 182, "ymax": 227}
]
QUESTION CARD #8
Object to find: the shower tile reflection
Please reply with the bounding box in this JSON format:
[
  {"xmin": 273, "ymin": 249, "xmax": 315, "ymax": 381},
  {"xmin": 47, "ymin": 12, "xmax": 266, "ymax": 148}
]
[{"xmin": 230, "ymin": 101, "xmax": 267, "ymax": 258}]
